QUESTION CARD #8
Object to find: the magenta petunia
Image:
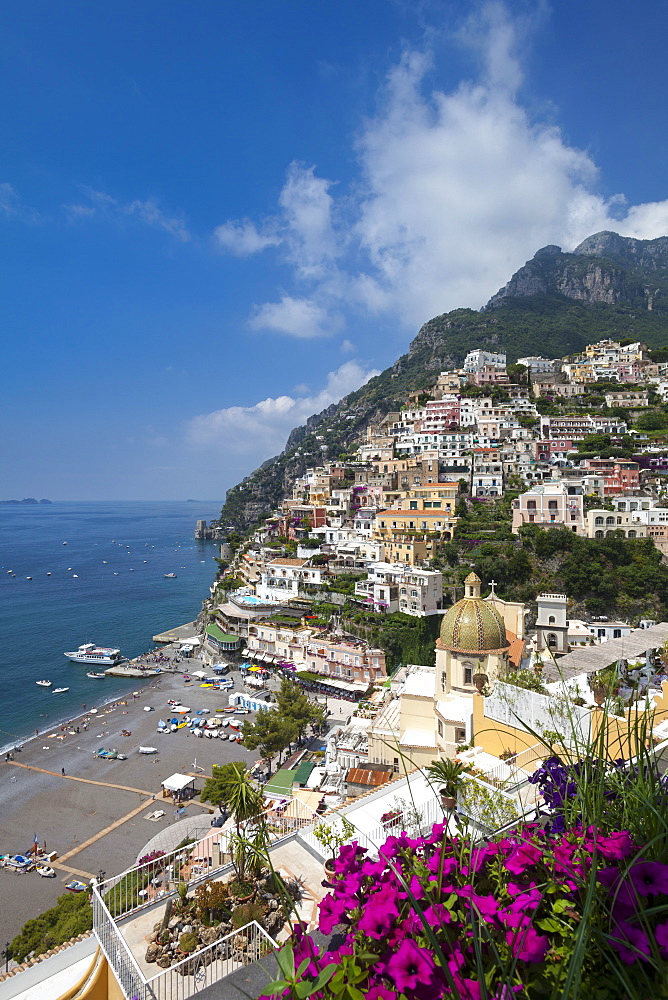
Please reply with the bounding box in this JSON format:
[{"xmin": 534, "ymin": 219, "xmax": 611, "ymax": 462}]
[
  {"xmin": 504, "ymin": 842, "xmax": 543, "ymax": 875},
  {"xmin": 628, "ymin": 861, "xmax": 668, "ymax": 897},
  {"xmin": 655, "ymin": 920, "xmax": 668, "ymax": 959},
  {"xmin": 318, "ymin": 894, "xmax": 349, "ymax": 935},
  {"xmin": 585, "ymin": 827, "xmax": 635, "ymax": 860},
  {"xmin": 365, "ymin": 986, "xmax": 398, "ymax": 1000},
  {"xmin": 358, "ymin": 896, "xmax": 400, "ymax": 939},
  {"xmin": 611, "ymin": 921, "xmax": 651, "ymax": 965},
  {"xmin": 386, "ymin": 938, "xmax": 437, "ymax": 992},
  {"xmin": 504, "ymin": 923, "xmax": 550, "ymax": 963}
]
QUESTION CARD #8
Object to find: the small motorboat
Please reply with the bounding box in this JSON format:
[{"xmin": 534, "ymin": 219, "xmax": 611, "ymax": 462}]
[
  {"xmin": 138, "ymin": 746, "xmax": 158, "ymax": 754},
  {"xmin": 37, "ymin": 865, "xmax": 56, "ymax": 878},
  {"xmin": 65, "ymin": 880, "xmax": 88, "ymax": 893},
  {"xmin": 36, "ymin": 680, "xmax": 52, "ymax": 688},
  {"xmin": 87, "ymin": 672, "xmax": 105, "ymax": 679},
  {"xmin": 53, "ymin": 687, "xmax": 69, "ymax": 694},
  {"xmin": 143, "ymin": 706, "xmax": 154, "ymax": 712},
  {"xmin": 164, "ymin": 573, "xmax": 177, "ymax": 579},
  {"xmin": 6, "ymin": 855, "xmax": 32, "ymax": 869}
]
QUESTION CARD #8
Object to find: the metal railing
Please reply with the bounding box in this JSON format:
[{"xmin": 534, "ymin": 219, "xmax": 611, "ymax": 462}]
[
  {"xmin": 144, "ymin": 921, "xmax": 277, "ymax": 1000},
  {"xmin": 93, "ymin": 885, "xmax": 149, "ymax": 1000},
  {"xmin": 99, "ymin": 837, "xmax": 234, "ymax": 920}
]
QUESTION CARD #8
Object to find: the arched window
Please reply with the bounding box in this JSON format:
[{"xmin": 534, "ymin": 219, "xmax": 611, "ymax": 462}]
[
  {"xmin": 547, "ymin": 633, "xmax": 557, "ymax": 648},
  {"xmin": 628, "ymin": 530, "xmax": 636, "ymax": 538},
  {"xmin": 606, "ymin": 517, "xmax": 615, "ymax": 526},
  {"xmin": 595, "ymin": 530, "xmax": 604, "ymax": 538},
  {"xmin": 548, "ymin": 615, "xmax": 556, "ymax": 625},
  {"xmin": 594, "ymin": 517, "xmax": 604, "ymax": 526}
]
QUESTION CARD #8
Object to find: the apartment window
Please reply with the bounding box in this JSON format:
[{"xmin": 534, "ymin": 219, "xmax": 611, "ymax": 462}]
[
  {"xmin": 456, "ymin": 729, "xmax": 466, "ymax": 743},
  {"xmin": 464, "ymin": 667, "xmax": 473, "ymax": 685},
  {"xmin": 441, "ymin": 671, "xmax": 447, "ymax": 690},
  {"xmin": 437, "ymin": 720, "xmax": 443, "ymax": 737}
]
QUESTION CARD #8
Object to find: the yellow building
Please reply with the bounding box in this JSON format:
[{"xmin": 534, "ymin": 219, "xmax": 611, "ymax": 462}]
[{"xmin": 368, "ymin": 573, "xmax": 524, "ymax": 767}]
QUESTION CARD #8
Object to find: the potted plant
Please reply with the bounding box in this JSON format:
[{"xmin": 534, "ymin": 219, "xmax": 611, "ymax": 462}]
[
  {"xmin": 313, "ymin": 815, "xmax": 355, "ymax": 875},
  {"xmin": 425, "ymin": 757, "xmax": 468, "ymax": 812}
]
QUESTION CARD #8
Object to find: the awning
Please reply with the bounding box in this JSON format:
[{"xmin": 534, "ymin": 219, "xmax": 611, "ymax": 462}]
[{"xmin": 161, "ymin": 773, "xmax": 196, "ymax": 792}]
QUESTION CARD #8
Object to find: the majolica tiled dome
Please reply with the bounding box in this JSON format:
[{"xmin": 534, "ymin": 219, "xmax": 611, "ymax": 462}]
[{"xmin": 439, "ymin": 573, "xmax": 508, "ymax": 652}]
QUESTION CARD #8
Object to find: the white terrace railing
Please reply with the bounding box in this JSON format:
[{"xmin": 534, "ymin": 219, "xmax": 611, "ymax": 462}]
[{"xmin": 93, "ymin": 881, "xmax": 277, "ymax": 1000}]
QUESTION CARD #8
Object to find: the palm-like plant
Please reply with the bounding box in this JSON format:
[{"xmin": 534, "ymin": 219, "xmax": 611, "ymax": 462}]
[{"xmin": 425, "ymin": 757, "xmax": 468, "ymax": 802}]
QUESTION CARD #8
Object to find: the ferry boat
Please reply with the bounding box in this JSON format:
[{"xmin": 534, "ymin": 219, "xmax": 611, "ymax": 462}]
[{"xmin": 64, "ymin": 643, "xmax": 123, "ymax": 665}]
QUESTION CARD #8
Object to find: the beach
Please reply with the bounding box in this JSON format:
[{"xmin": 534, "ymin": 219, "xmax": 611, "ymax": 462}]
[{"xmin": 0, "ymin": 653, "xmax": 259, "ymax": 946}]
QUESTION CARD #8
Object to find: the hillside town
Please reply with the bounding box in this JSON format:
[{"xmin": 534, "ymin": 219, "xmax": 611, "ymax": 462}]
[{"xmin": 194, "ymin": 337, "xmax": 668, "ymax": 809}]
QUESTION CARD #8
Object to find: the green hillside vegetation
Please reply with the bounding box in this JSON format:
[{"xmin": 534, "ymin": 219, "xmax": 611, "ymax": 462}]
[
  {"xmin": 9, "ymin": 891, "xmax": 92, "ymax": 962},
  {"xmin": 432, "ymin": 495, "xmax": 668, "ymax": 623}
]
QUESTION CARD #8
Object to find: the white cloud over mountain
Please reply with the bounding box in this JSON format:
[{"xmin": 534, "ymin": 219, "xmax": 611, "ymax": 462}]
[
  {"xmin": 213, "ymin": 2, "xmax": 668, "ymax": 338},
  {"xmin": 186, "ymin": 359, "xmax": 379, "ymax": 455}
]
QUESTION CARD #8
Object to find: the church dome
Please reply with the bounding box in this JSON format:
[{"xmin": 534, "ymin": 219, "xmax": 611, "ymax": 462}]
[{"xmin": 440, "ymin": 575, "xmax": 508, "ymax": 652}]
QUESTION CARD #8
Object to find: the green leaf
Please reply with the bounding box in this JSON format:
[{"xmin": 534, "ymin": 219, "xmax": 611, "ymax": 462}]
[
  {"xmin": 537, "ymin": 917, "xmax": 562, "ymax": 933},
  {"xmin": 276, "ymin": 944, "xmax": 296, "ymax": 980},
  {"xmin": 296, "ymin": 981, "xmax": 316, "ymax": 998},
  {"xmin": 313, "ymin": 964, "xmax": 338, "ymax": 990}
]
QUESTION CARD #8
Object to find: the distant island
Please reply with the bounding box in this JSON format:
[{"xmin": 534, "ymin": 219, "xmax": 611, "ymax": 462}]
[{"xmin": 0, "ymin": 498, "xmax": 52, "ymax": 505}]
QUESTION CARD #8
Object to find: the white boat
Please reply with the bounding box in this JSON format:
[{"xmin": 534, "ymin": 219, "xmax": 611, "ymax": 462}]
[
  {"xmin": 64, "ymin": 643, "xmax": 123, "ymax": 665},
  {"xmin": 164, "ymin": 573, "xmax": 177, "ymax": 579},
  {"xmin": 53, "ymin": 687, "xmax": 69, "ymax": 694},
  {"xmin": 36, "ymin": 680, "xmax": 52, "ymax": 688},
  {"xmin": 86, "ymin": 671, "xmax": 105, "ymax": 679},
  {"xmin": 36, "ymin": 865, "xmax": 56, "ymax": 878},
  {"xmin": 138, "ymin": 746, "xmax": 158, "ymax": 754}
]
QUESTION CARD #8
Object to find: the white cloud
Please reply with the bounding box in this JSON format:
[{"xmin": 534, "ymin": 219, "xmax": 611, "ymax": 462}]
[
  {"xmin": 213, "ymin": 218, "xmax": 281, "ymax": 255},
  {"xmin": 340, "ymin": 339, "xmax": 356, "ymax": 354},
  {"xmin": 0, "ymin": 183, "xmax": 39, "ymax": 222},
  {"xmin": 248, "ymin": 294, "xmax": 340, "ymax": 339},
  {"xmin": 187, "ymin": 360, "xmax": 379, "ymax": 454},
  {"xmin": 64, "ymin": 188, "xmax": 190, "ymax": 241},
  {"xmin": 211, "ymin": 2, "xmax": 668, "ymax": 334},
  {"xmin": 125, "ymin": 199, "xmax": 190, "ymax": 242}
]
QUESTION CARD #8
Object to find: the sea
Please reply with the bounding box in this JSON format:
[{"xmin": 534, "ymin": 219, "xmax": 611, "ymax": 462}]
[{"xmin": 0, "ymin": 500, "xmax": 224, "ymax": 752}]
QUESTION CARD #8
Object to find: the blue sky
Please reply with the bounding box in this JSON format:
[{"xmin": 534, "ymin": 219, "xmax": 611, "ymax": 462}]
[{"xmin": 3, "ymin": 0, "xmax": 668, "ymax": 501}]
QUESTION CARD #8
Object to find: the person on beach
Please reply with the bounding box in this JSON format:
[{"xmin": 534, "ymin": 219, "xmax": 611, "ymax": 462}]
[{"xmin": 61, "ymin": 767, "xmax": 65, "ymax": 776}]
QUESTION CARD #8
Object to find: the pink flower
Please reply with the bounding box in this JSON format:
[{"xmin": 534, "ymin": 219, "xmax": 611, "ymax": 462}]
[
  {"xmin": 366, "ymin": 986, "xmax": 398, "ymax": 1000},
  {"xmin": 386, "ymin": 938, "xmax": 437, "ymax": 992}
]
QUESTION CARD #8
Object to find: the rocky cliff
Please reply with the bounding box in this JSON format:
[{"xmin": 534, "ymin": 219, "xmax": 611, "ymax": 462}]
[{"xmin": 486, "ymin": 231, "xmax": 668, "ymax": 312}]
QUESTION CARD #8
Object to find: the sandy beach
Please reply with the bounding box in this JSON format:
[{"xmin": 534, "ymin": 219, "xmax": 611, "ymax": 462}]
[{"xmin": 0, "ymin": 654, "xmax": 263, "ymax": 946}]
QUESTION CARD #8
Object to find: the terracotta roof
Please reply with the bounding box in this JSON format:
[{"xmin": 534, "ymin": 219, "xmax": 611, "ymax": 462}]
[
  {"xmin": 506, "ymin": 631, "xmax": 526, "ymax": 669},
  {"xmin": 268, "ymin": 558, "xmax": 307, "ymax": 566},
  {"xmin": 346, "ymin": 767, "xmax": 393, "ymax": 787}
]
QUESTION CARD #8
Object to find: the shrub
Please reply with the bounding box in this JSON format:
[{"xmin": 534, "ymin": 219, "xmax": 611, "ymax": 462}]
[{"xmin": 178, "ymin": 932, "xmax": 199, "ymax": 953}]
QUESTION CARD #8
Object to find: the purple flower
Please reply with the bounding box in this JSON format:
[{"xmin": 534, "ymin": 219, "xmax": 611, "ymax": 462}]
[
  {"xmin": 386, "ymin": 938, "xmax": 437, "ymax": 992},
  {"xmin": 628, "ymin": 861, "xmax": 668, "ymax": 896},
  {"xmin": 610, "ymin": 921, "xmax": 651, "ymax": 965},
  {"xmin": 655, "ymin": 920, "xmax": 668, "ymax": 959},
  {"xmin": 366, "ymin": 986, "xmax": 398, "ymax": 1000},
  {"xmin": 333, "ymin": 841, "xmax": 367, "ymax": 874}
]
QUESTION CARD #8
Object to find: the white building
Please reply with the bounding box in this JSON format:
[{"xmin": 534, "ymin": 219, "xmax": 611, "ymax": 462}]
[
  {"xmin": 511, "ymin": 481, "xmax": 586, "ymax": 535},
  {"xmin": 517, "ymin": 356, "xmax": 554, "ymax": 374},
  {"xmin": 255, "ymin": 557, "xmax": 327, "ymax": 602},
  {"xmin": 463, "ymin": 349, "xmax": 506, "ymax": 373},
  {"xmin": 355, "ymin": 562, "xmax": 444, "ymax": 616}
]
